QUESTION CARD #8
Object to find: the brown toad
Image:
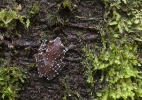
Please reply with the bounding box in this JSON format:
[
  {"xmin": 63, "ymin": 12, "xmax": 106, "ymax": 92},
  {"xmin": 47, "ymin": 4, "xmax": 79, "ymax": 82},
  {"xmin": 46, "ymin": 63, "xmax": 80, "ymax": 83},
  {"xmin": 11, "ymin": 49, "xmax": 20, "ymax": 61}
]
[{"xmin": 34, "ymin": 37, "xmax": 66, "ymax": 80}]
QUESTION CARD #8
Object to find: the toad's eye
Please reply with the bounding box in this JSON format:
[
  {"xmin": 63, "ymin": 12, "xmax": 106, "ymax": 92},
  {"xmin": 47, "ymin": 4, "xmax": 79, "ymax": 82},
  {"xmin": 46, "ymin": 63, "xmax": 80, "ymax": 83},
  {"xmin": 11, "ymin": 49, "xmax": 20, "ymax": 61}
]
[{"xmin": 48, "ymin": 41, "xmax": 54, "ymax": 45}]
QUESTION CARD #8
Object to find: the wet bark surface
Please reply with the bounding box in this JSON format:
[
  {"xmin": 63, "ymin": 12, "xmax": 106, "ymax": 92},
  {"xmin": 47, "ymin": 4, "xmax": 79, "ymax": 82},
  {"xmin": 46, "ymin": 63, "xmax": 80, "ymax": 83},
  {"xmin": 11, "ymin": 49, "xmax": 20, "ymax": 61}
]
[{"xmin": 0, "ymin": 0, "xmax": 104, "ymax": 100}]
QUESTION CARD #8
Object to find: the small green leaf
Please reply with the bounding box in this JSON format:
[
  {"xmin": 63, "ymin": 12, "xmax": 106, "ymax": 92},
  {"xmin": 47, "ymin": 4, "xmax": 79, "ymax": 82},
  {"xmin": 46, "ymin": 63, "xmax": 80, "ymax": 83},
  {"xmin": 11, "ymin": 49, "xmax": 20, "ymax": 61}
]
[
  {"xmin": 87, "ymin": 75, "xmax": 93, "ymax": 84},
  {"xmin": 97, "ymin": 92, "xmax": 102, "ymax": 97},
  {"xmin": 136, "ymin": 26, "xmax": 142, "ymax": 31},
  {"xmin": 113, "ymin": 34, "xmax": 119, "ymax": 38},
  {"xmin": 26, "ymin": 19, "xmax": 30, "ymax": 28},
  {"xmin": 109, "ymin": 21, "xmax": 118, "ymax": 25},
  {"xmin": 134, "ymin": 38, "xmax": 142, "ymax": 42},
  {"xmin": 134, "ymin": 19, "xmax": 140, "ymax": 24},
  {"xmin": 122, "ymin": 0, "xmax": 127, "ymax": 4},
  {"xmin": 2, "ymin": 93, "xmax": 5, "ymax": 99}
]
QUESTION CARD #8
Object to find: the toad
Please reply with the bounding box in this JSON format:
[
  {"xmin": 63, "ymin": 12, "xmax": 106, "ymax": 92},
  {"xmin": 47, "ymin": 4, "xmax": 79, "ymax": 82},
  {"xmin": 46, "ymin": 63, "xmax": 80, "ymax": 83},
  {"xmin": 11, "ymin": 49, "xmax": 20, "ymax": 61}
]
[{"xmin": 34, "ymin": 37, "xmax": 66, "ymax": 80}]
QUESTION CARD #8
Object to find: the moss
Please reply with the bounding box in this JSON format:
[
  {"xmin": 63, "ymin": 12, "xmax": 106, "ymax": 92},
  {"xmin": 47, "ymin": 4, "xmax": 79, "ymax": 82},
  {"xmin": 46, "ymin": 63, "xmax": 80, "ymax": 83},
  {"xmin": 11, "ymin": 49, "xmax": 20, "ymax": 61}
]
[
  {"xmin": 82, "ymin": 0, "xmax": 142, "ymax": 100},
  {"xmin": 0, "ymin": 58, "xmax": 26, "ymax": 100},
  {"xmin": 0, "ymin": 9, "xmax": 25, "ymax": 30}
]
